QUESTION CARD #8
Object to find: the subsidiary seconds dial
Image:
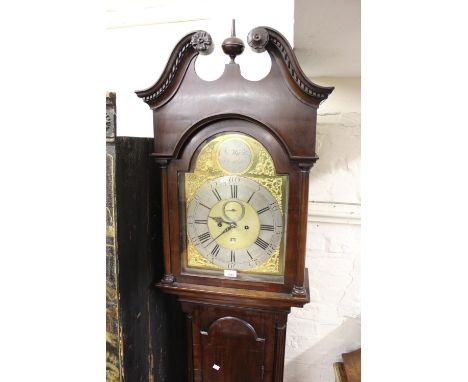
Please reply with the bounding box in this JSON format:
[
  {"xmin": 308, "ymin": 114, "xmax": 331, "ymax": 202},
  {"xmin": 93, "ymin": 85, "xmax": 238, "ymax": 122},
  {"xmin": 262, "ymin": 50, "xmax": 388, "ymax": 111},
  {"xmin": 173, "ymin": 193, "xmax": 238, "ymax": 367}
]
[{"xmin": 186, "ymin": 176, "xmax": 283, "ymax": 270}]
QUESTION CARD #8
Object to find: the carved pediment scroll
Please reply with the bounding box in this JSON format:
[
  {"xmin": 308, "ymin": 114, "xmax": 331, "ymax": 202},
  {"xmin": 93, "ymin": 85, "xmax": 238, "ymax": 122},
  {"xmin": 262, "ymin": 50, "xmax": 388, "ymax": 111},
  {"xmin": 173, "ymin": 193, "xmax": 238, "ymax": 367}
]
[{"xmin": 136, "ymin": 26, "xmax": 333, "ymax": 109}]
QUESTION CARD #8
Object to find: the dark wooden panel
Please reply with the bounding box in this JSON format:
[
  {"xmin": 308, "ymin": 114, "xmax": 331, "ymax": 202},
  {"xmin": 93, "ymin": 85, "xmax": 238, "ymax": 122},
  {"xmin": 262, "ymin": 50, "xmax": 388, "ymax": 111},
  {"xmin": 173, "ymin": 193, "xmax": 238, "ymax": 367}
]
[
  {"xmin": 181, "ymin": 302, "xmax": 290, "ymax": 382},
  {"xmin": 115, "ymin": 136, "xmax": 187, "ymax": 382},
  {"xmin": 201, "ymin": 317, "xmax": 265, "ymax": 381},
  {"xmin": 115, "ymin": 136, "xmax": 153, "ymax": 381},
  {"xmin": 151, "ymin": 62, "xmax": 319, "ymax": 160}
]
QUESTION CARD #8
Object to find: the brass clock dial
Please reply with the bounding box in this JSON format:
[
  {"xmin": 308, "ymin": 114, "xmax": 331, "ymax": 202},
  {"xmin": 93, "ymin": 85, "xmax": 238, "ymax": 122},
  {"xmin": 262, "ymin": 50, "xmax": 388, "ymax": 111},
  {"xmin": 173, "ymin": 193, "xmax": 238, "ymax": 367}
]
[
  {"xmin": 187, "ymin": 176, "xmax": 283, "ymax": 270},
  {"xmin": 183, "ymin": 132, "xmax": 288, "ymax": 276}
]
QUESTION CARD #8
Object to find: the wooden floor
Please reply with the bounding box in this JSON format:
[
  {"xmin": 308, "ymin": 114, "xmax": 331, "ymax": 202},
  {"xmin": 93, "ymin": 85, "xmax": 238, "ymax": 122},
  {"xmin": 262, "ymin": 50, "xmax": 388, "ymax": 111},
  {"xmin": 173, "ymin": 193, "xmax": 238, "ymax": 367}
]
[{"xmin": 334, "ymin": 348, "xmax": 361, "ymax": 382}]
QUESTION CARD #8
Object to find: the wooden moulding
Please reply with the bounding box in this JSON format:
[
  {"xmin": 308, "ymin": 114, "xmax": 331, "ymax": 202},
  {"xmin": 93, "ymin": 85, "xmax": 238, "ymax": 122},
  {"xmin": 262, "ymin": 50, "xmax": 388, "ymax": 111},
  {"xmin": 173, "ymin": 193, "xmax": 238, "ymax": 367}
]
[
  {"xmin": 135, "ymin": 27, "xmax": 333, "ymax": 110},
  {"xmin": 156, "ymin": 270, "xmax": 310, "ymax": 312},
  {"xmin": 135, "ymin": 26, "xmax": 333, "ymax": 162}
]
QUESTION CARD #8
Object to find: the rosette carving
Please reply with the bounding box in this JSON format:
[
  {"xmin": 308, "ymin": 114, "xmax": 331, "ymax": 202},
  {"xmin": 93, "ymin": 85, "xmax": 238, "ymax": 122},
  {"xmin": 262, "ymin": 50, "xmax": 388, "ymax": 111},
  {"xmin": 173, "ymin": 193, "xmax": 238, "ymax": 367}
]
[
  {"xmin": 246, "ymin": 26, "xmax": 334, "ymax": 103},
  {"xmin": 247, "ymin": 27, "xmax": 269, "ymax": 53},
  {"xmin": 190, "ymin": 31, "xmax": 213, "ymax": 54}
]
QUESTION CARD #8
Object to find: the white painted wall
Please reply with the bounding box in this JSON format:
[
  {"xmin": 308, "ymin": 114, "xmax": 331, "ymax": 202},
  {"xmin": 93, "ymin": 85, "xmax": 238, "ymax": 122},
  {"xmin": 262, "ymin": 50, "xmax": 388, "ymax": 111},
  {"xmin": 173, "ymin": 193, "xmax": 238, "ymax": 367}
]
[
  {"xmin": 105, "ymin": 3, "xmax": 360, "ymax": 381},
  {"xmin": 284, "ymin": 77, "xmax": 361, "ymax": 382},
  {"xmin": 105, "ymin": 0, "xmax": 294, "ymax": 137}
]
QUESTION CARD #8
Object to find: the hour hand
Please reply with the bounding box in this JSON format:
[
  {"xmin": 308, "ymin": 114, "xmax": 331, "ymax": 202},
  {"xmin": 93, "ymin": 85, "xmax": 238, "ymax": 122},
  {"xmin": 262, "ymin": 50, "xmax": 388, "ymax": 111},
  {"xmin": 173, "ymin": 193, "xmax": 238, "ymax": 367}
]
[{"xmin": 209, "ymin": 216, "xmax": 230, "ymax": 225}]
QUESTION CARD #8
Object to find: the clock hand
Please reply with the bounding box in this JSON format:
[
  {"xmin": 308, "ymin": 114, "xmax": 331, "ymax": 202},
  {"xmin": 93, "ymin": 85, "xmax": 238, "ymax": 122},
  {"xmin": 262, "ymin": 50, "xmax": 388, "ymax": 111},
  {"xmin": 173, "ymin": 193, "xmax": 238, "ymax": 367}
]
[
  {"xmin": 209, "ymin": 216, "xmax": 231, "ymax": 225},
  {"xmin": 204, "ymin": 222, "xmax": 237, "ymax": 248}
]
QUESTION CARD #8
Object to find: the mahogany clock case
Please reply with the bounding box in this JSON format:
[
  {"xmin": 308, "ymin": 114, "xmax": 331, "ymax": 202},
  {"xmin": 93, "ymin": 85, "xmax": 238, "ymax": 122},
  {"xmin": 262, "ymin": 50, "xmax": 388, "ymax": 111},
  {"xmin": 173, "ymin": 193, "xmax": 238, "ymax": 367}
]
[{"xmin": 131, "ymin": 25, "xmax": 334, "ymax": 381}]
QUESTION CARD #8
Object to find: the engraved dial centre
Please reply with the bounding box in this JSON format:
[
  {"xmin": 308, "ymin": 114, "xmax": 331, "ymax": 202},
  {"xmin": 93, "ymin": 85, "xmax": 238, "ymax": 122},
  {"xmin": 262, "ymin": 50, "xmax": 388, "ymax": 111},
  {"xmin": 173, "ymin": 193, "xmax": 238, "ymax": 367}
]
[{"xmin": 207, "ymin": 199, "xmax": 260, "ymax": 250}]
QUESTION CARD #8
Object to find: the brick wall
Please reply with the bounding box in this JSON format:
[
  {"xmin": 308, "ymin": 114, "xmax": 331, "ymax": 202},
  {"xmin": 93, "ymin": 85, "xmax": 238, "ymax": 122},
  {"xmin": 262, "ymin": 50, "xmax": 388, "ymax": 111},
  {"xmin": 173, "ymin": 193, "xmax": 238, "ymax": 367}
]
[{"xmin": 284, "ymin": 78, "xmax": 361, "ymax": 382}]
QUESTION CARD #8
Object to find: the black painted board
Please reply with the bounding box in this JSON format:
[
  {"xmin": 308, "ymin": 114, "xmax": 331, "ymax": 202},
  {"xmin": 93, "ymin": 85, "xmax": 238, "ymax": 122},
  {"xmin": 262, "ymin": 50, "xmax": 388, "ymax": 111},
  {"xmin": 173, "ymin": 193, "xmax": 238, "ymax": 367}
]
[{"xmin": 115, "ymin": 136, "xmax": 187, "ymax": 382}]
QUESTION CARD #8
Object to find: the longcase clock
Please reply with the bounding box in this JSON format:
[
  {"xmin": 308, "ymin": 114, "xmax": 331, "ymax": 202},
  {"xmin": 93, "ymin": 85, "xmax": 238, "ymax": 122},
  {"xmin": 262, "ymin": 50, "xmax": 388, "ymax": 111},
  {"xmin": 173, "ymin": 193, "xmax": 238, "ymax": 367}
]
[{"xmin": 136, "ymin": 22, "xmax": 333, "ymax": 382}]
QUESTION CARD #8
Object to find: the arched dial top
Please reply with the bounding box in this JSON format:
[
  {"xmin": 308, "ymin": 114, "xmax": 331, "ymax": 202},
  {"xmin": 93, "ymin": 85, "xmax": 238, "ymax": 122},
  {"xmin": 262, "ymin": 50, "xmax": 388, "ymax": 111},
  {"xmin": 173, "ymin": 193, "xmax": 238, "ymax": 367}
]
[{"xmin": 183, "ymin": 133, "xmax": 288, "ymax": 275}]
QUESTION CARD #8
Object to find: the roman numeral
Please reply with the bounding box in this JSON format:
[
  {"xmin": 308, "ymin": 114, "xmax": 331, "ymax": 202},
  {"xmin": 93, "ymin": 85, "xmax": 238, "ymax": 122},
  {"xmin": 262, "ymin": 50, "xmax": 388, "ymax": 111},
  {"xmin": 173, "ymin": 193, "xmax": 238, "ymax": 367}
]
[
  {"xmin": 257, "ymin": 206, "xmax": 269, "ymax": 215},
  {"xmin": 260, "ymin": 224, "xmax": 274, "ymax": 231},
  {"xmin": 198, "ymin": 232, "xmax": 211, "ymax": 244},
  {"xmin": 247, "ymin": 191, "xmax": 256, "ymax": 203},
  {"xmin": 195, "ymin": 219, "xmax": 207, "ymax": 224},
  {"xmin": 247, "ymin": 250, "xmax": 253, "ymax": 259},
  {"xmin": 230, "ymin": 185, "xmax": 238, "ymax": 198},
  {"xmin": 212, "ymin": 188, "xmax": 221, "ymax": 201},
  {"xmin": 230, "ymin": 250, "xmax": 236, "ymax": 262},
  {"xmin": 198, "ymin": 202, "xmax": 211, "ymax": 210},
  {"xmin": 211, "ymin": 244, "xmax": 220, "ymax": 257},
  {"xmin": 255, "ymin": 237, "xmax": 269, "ymax": 250}
]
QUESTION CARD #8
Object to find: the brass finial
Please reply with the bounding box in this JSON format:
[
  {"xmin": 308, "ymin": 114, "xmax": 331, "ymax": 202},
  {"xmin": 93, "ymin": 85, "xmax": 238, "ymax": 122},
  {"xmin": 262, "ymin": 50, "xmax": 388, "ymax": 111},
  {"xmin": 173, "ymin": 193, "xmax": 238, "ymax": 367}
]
[{"xmin": 222, "ymin": 19, "xmax": 245, "ymax": 63}]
